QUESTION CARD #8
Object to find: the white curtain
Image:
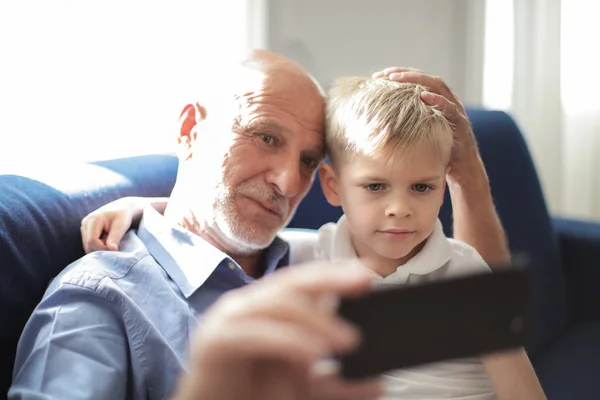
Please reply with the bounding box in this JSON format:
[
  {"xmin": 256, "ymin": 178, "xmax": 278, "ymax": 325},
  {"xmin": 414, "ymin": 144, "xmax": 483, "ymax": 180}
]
[
  {"xmin": 482, "ymin": 0, "xmax": 600, "ymax": 221},
  {"xmin": 0, "ymin": 1, "xmax": 254, "ymax": 166}
]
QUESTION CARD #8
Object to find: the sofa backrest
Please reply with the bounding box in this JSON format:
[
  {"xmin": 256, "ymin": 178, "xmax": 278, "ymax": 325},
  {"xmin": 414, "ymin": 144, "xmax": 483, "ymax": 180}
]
[
  {"xmin": 288, "ymin": 109, "xmax": 567, "ymax": 357},
  {"xmin": 0, "ymin": 154, "xmax": 177, "ymax": 394}
]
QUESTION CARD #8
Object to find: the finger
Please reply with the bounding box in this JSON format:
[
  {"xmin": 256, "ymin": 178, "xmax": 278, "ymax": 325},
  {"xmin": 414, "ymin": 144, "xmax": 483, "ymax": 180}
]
[
  {"xmin": 421, "ymin": 91, "xmax": 460, "ymax": 121},
  {"xmin": 81, "ymin": 216, "xmax": 109, "ymax": 253},
  {"xmin": 233, "ymin": 295, "xmax": 360, "ymax": 353},
  {"xmin": 80, "ymin": 225, "xmax": 90, "ymax": 254},
  {"xmin": 256, "ymin": 361, "xmax": 310, "ymax": 400},
  {"xmin": 372, "ymin": 66, "xmax": 424, "ymax": 79},
  {"xmin": 199, "ymin": 319, "xmax": 332, "ymax": 369},
  {"xmin": 310, "ymin": 368, "xmax": 384, "ymax": 400},
  {"xmin": 105, "ymin": 216, "xmax": 131, "ymax": 251},
  {"xmin": 388, "ymin": 71, "xmax": 458, "ymax": 103},
  {"xmin": 268, "ymin": 262, "xmax": 373, "ymax": 298}
]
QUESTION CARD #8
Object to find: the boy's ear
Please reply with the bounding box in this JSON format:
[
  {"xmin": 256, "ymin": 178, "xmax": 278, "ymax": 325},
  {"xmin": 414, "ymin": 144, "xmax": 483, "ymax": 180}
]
[
  {"xmin": 319, "ymin": 163, "xmax": 342, "ymax": 207},
  {"xmin": 177, "ymin": 102, "xmax": 207, "ymax": 161}
]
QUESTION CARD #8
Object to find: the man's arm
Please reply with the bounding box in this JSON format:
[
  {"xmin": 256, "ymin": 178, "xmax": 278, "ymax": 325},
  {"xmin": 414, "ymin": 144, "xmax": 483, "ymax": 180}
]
[
  {"xmin": 447, "ymin": 157, "xmax": 511, "ymax": 265},
  {"xmin": 81, "ymin": 196, "xmax": 169, "ymax": 253},
  {"xmin": 373, "ymin": 67, "xmax": 510, "ymax": 265},
  {"xmin": 450, "ymin": 239, "xmax": 546, "ymax": 399},
  {"xmin": 482, "ymin": 348, "xmax": 547, "ymax": 400},
  {"xmin": 9, "ymin": 286, "xmax": 128, "ymax": 399}
]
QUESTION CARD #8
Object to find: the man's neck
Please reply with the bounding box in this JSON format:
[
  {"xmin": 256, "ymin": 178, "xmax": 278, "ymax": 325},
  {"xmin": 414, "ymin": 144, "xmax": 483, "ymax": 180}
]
[
  {"xmin": 197, "ymin": 229, "xmax": 265, "ymax": 278},
  {"xmin": 164, "ymin": 202, "xmax": 265, "ymax": 278}
]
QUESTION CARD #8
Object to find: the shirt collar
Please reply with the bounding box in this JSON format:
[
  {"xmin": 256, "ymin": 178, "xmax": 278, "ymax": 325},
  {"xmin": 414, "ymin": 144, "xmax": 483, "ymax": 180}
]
[
  {"xmin": 396, "ymin": 219, "xmax": 452, "ymax": 275},
  {"xmin": 137, "ymin": 205, "xmax": 289, "ymax": 297},
  {"xmin": 328, "ymin": 215, "xmax": 358, "ymax": 260},
  {"xmin": 331, "ymin": 215, "xmax": 452, "ymax": 276}
]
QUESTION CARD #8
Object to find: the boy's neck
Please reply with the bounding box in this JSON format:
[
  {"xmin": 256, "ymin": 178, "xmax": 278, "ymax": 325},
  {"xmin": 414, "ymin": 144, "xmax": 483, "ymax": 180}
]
[{"xmin": 352, "ymin": 237, "xmax": 428, "ymax": 278}]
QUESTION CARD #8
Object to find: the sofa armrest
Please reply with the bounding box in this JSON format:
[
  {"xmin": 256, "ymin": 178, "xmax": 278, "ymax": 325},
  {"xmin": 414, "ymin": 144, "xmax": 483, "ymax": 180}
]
[{"xmin": 552, "ymin": 217, "xmax": 600, "ymax": 324}]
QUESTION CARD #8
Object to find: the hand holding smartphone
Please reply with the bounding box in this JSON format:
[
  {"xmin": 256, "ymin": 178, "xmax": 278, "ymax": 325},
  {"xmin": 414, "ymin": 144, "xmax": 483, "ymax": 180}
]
[{"xmin": 336, "ymin": 263, "xmax": 531, "ymax": 379}]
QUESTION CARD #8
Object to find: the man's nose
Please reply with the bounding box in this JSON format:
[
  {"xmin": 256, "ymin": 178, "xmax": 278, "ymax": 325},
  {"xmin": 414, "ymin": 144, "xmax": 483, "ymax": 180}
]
[{"xmin": 266, "ymin": 157, "xmax": 303, "ymax": 198}]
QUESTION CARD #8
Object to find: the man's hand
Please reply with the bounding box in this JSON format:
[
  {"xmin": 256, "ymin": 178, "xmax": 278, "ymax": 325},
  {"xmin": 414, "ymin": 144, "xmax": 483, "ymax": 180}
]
[
  {"xmin": 80, "ymin": 198, "xmax": 138, "ymax": 253},
  {"xmin": 171, "ymin": 262, "xmax": 383, "ymax": 400},
  {"xmin": 80, "ymin": 197, "xmax": 167, "ymax": 253},
  {"xmin": 372, "ymin": 67, "xmax": 484, "ymax": 185}
]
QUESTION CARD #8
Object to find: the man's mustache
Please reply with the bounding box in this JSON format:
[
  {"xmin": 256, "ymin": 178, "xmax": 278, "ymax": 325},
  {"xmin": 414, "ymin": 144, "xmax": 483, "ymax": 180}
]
[{"xmin": 237, "ymin": 183, "xmax": 289, "ymax": 216}]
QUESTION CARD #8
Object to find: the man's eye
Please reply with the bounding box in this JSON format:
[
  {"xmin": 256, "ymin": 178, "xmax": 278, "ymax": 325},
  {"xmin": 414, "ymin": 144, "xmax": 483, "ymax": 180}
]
[
  {"xmin": 366, "ymin": 183, "xmax": 384, "ymax": 192},
  {"xmin": 302, "ymin": 157, "xmax": 319, "ymax": 169},
  {"xmin": 258, "ymin": 133, "xmax": 276, "ymax": 145},
  {"xmin": 413, "ymin": 183, "xmax": 431, "ymax": 193}
]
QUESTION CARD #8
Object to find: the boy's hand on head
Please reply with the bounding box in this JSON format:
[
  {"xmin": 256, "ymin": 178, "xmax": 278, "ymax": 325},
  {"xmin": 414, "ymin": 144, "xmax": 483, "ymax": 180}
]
[{"xmin": 372, "ymin": 67, "xmax": 484, "ymax": 184}]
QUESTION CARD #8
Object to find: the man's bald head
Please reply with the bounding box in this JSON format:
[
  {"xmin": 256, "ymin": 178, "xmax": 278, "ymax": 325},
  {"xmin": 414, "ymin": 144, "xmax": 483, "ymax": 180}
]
[
  {"xmin": 189, "ymin": 49, "xmax": 326, "ymax": 154},
  {"xmin": 171, "ymin": 49, "xmax": 327, "ymax": 256},
  {"xmin": 193, "ymin": 50, "xmax": 324, "ymax": 110},
  {"xmin": 236, "ymin": 49, "xmax": 325, "ymax": 97}
]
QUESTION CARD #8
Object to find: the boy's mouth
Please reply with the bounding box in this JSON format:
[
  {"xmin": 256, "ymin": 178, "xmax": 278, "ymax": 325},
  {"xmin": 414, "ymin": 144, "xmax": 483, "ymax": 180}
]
[
  {"xmin": 379, "ymin": 228, "xmax": 414, "ymax": 234},
  {"xmin": 377, "ymin": 229, "xmax": 416, "ymax": 239}
]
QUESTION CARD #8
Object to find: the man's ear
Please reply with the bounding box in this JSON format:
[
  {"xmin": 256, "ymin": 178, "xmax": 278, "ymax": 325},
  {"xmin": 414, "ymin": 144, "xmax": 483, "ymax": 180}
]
[
  {"xmin": 177, "ymin": 102, "xmax": 207, "ymax": 161},
  {"xmin": 319, "ymin": 163, "xmax": 342, "ymax": 207}
]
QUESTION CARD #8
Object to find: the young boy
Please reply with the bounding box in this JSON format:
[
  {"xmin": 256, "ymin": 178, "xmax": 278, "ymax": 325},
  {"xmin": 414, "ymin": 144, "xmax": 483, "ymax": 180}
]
[
  {"xmin": 288, "ymin": 77, "xmax": 498, "ymax": 398},
  {"xmin": 79, "ymin": 77, "xmax": 544, "ymax": 399}
]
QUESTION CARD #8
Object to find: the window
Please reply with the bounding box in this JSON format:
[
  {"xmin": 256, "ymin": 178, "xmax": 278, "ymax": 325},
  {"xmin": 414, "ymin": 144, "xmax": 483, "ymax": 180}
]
[
  {"xmin": 0, "ymin": 1, "xmax": 251, "ymax": 165},
  {"xmin": 482, "ymin": 0, "xmax": 514, "ymax": 110}
]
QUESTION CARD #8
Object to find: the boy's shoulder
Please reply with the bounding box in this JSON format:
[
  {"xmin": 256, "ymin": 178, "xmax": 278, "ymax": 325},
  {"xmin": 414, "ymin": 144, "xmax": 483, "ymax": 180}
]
[
  {"xmin": 280, "ymin": 221, "xmax": 341, "ymax": 265},
  {"xmin": 440, "ymin": 237, "xmax": 491, "ymax": 278}
]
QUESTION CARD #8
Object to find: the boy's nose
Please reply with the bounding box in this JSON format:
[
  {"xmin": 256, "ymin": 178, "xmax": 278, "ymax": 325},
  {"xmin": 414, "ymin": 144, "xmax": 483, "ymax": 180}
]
[{"xmin": 385, "ymin": 200, "xmax": 413, "ymax": 218}]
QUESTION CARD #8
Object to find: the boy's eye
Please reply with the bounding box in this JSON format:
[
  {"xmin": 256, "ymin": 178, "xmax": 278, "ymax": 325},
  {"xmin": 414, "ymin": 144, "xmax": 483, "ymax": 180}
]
[
  {"xmin": 258, "ymin": 133, "xmax": 276, "ymax": 145},
  {"xmin": 413, "ymin": 183, "xmax": 431, "ymax": 193},
  {"xmin": 366, "ymin": 183, "xmax": 384, "ymax": 192}
]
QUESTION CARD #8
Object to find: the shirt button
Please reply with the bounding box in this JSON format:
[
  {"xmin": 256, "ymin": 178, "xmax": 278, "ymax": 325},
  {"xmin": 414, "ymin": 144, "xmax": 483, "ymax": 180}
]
[{"xmin": 227, "ymin": 261, "xmax": 236, "ymax": 271}]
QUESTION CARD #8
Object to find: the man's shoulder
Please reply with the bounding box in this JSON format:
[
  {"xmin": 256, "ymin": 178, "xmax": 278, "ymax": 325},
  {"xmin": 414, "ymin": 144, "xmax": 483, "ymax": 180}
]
[{"xmin": 48, "ymin": 231, "xmax": 152, "ymax": 296}]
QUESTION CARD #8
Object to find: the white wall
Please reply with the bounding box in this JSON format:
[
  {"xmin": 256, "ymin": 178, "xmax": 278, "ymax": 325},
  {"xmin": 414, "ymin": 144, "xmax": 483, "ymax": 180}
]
[{"xmin": 262, "ymin": 0, "xmax": 484, "ymax": 105}]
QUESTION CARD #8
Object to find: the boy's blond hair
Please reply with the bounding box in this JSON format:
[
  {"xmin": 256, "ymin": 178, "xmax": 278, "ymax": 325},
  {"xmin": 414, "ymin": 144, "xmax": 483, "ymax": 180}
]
[{"xmin": 325, "ymin": 77, "xmax": 454, "ymax": 166}]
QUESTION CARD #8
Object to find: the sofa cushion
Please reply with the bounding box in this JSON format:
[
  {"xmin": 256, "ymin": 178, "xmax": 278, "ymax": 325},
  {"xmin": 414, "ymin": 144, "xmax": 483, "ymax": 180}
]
[
  {"xmin": 533, "ymin": 322, "xmax": 600, "ymax": 400},
  {"xmin": 0, "ymin": 154, "xmax": 177, "ymax": 395},
  {"xmin": 289, "ymin": 109, "xmax": 566, "ymax": 356}
]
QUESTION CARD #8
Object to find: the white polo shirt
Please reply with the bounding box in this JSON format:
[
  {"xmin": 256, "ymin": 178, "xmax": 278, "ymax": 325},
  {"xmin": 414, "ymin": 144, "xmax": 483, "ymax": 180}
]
[{"xmin": 282, "ymin": 215, "xmax": 497, "ymax": 399}]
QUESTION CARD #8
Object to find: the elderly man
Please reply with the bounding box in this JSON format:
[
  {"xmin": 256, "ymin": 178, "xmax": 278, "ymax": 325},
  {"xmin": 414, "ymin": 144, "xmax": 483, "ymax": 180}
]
[{"xmin": 10, "ymin": 50, "xmax": 525, "ymax": 399}]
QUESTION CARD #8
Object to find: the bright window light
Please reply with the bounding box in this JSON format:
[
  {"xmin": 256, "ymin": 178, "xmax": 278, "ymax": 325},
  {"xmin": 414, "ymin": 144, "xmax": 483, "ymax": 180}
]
[
  {"xmin": 0, "ymin": 1, "xmax": 249, "ymax": 165},
  {"xmin": 482, "ymin": 0, "xmax": 514, "ymax": 110},
  {"xmin": 561, "ymin": 0, "xmax": 600, "ymax": 114}
]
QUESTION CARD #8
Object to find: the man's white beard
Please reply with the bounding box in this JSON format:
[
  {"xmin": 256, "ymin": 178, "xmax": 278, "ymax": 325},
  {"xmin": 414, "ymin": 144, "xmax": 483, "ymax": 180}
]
[{"xmin": 209, "ymin": 185, "xmax": 278, "ymax": 255}]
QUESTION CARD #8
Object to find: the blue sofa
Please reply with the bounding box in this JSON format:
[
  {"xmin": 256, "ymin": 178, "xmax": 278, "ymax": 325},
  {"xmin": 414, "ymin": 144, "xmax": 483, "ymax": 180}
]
[{"xmin": 1, "ymin": 109, "xmax": 599, "ymax": 398}]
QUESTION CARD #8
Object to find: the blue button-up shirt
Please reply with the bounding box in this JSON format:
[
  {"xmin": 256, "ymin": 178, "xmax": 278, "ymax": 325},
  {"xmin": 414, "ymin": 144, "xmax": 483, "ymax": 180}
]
[{"xmin": 9, "ymin": 206, "xmax": 290, "ymax": 399}]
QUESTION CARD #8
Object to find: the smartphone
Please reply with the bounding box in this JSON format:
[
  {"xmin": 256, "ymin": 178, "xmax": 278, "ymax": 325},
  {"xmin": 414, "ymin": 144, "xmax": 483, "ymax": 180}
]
[{"xmin": 336, "ymin": 262, "xmax": 531, "ymax": 379}]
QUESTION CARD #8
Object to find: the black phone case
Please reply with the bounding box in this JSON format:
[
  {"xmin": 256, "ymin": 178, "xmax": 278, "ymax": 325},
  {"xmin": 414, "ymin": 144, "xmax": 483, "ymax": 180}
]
[{"xmin": 336, "ymin": 264, "xmax": 531, "ymax": 379}]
